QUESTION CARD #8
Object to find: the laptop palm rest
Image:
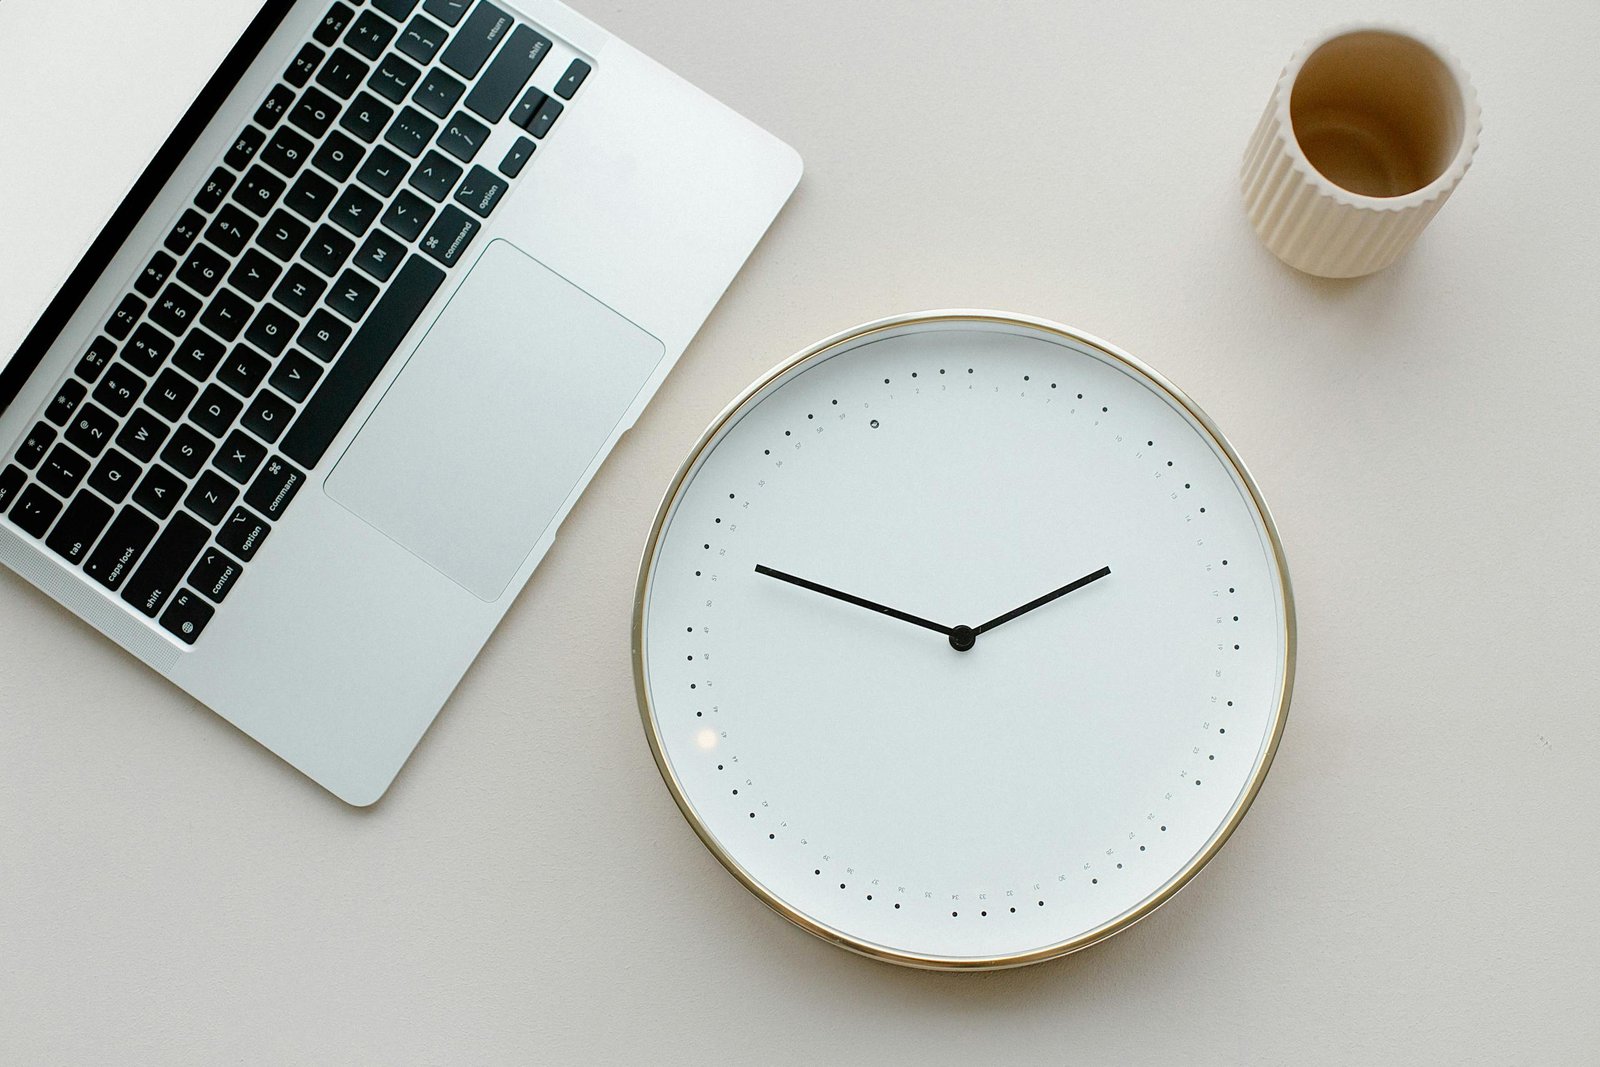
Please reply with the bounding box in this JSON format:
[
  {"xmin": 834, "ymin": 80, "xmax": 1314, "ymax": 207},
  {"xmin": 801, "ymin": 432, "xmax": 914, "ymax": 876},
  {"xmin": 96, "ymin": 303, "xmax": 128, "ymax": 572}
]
[{"xmin": 325, "ymin": 239, "xmax": 664, "ymax": 601}]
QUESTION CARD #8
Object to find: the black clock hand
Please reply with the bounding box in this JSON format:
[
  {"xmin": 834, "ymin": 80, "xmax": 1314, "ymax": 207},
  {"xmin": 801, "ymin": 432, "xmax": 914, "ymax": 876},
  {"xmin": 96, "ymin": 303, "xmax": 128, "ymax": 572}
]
[
  {"xmin": 754, "ymin": 564, "xmax": 954, "ymax": 637},
  {"xmin": 973, "ymin": 566, "xmax": 1112, "ymax": 636}
]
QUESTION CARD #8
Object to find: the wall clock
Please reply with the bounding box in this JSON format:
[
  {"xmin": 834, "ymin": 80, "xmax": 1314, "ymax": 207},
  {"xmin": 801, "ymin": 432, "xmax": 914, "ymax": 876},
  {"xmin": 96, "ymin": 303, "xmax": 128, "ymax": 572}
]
[{"xmin": 633, "ymin": 311, "xmax": 1294, "ymax": 969}]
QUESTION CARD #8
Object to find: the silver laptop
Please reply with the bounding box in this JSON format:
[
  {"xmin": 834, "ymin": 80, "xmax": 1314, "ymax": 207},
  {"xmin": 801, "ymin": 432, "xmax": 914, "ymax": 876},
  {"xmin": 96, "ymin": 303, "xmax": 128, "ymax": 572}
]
[{"xmin": 0, "ymin": 0, "xmax": 800, "ymax": 804}]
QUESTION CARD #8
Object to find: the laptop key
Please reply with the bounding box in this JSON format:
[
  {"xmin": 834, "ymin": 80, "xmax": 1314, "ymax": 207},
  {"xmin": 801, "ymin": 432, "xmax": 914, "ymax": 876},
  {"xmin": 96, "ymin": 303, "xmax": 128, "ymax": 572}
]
[
  {"xmin": 121, "ymin": 324, "xmax": 172, "ymax": 376},
  {"xmin": 554, "ymin": 58, "xmax": 590, "ymax": 100},
  {"xmin": 147, "ymin": 369, "xmax": 199, "ymax": 422},
  {"xmin": 65, "ymin": 402, "xmax": 117, "ymax": 457},
  {"xmin": 288, "ymin": 85, "xmax": 341, "ymax": 138},
  {"xmin": 520, "ymin": 93, "xmax": 563, "ymax": 138},
  {"xmin": 10, "ymin": 485, "xmax": 63, "ymax": 539},
  {"xmin": 258, "ymin": 209, "xmax": 311, "ymax": 261},
  {"xmin": 281, "ymin": 256, "xmax": 445, "ymax": 468},
  {"xmin": 397, "ymin": 15, "xmax": 449, "ymax": 65},
  {"xmin": 45, "ymin": 491, "xmax": 114, "ymax": 564},
  {"xmin": 37, "ymin": 444, "xmax": 90, "ymax": 496},
  {"xmin": 208, "ymin": 204, "xmax": 259, "ymax": 255},
  {"xmin": 195, "ymin": 168, "xmax": 236, "ymax": 212},
  {"xmin": 285, "ymin": 42, "xmax": 325, "ymax": 87},
  {"xmin": 414, "ymin": 67, "xmax": 465, "ymax": 119},
  {"xmin": 92, "ymin": 366, "xmax": 145, "ymax": 417},
  {"xmin": 285, "ymin": 170, "xmax": 340, "ymax": 222},
  {"xmin": 440, "ymin": 3, "xmax": 510, "ymax": 77},
  {"xmin": 327, "ymin": 269, "xmax": 379, "ymax": 321},
  {"xmin": 185, "ymin": 472, "xmax": 239, "ymax": 525},
  {"xmin": 353, "ymin": 230, "xmax": 405, "ymax": 282},
  {"xmin": 74, "ymin": 338, "xmax": 116, "ymax": 383},
  {"xmin": 164, "ymin": 210, "xmax": 205, "ymax": 256},
  {"xmin": 269, "ymin": 351, "xmax": 322, "ymax": 403},
  {"xmin": 409, "ymin": 150, "xmax": 462, "ymax": 201},
  {"xmin": 87, "ymin": 449, "xmax": 141, "ymax": 504},
  {"xmin": 254, "ymin": 84, "xmax": 295, "ymax": 129},
  {"xmin": 122, "ymin": 511, "xmax": 209, "ymax": 618},
  {"xmin": 172, "ymin": 330, "xmax": 226, "ymax": 382},
  {"xmin": 384, "ymin": 106, "xmax": 438, "ymax": 158},
  {"xmin": 453, "ymin": 165, "xmax": 507, "ymax": 218},
  {"xmin": 242, "ymin": 389, "xmax": 294, "ymax": 444},
  {"xmin": 274, "ymin": 264, "xmax": 328, "ymax": 316},
  {"xmin": 229, "ymin": 249, "xmax": 283, "ymax": 302},
  {"xmin": 498, "ymin": 136, "xmax": 534, "ymax": 178},
  {"xmin": 312, "ymin": 130, "xmax": 366, "ymax": 182},
  {"xmin": 83, "ymin": 506, "xmax": 158, "ymax": 591},
  {"xmin": 232, "ymin": 167, "xmax": 286, "ymax": 218},
  {"xmin": 132, "ymin": 464, "xmax": 185, "ymax": 519},
  {"xmin": 0, "ymin": 466, "xmax": 22, "ymax": 511},
  {"xmin": 374, "ymin": 0, "xmax": 422, "ymax": 18},
  {"xmin": 419, "ymin": 205, "xmax": 480, "ymax": 267},
  {"xmin": 436, "ymin": 110, "xmax": 489, "ymax": 163},
  {"xmin": 303, "ymin": 224, "xmax": 356, "ymax": 275},
  {"xmin": 245, "ymin": 456, "xmax": 305, "ymax": 520},
  {"xmin": 422, "ymin": 0, "xmax": 468, "ymax": 26},
  {"xmin": 316, "ymin": 47, "xmax": 371, "ymax": 100},
  {"xmin": 116, "ymin": 409, "xmax": 170, "ymax": 463},
  {"xmin": 189, "ymin": 547, "xmax": 242, "ymax": 604},
  {"xmin": 330, "ymin": 185, "xmax": 383, "ymax": 238},
  {"xmin": 179, "ymin": 243, "xmax": 229, "ymax": 296},
  {"xmin": 345, "ymin": 12, "xmax": 396, "ymax": 60},
  {"xmin": 219, "ymin": 346, "xmax": 271, "ymax": 398},
  {"xmin": 297, "ymin": 309, "xmax": 352, "ymax": 361},
  {"xmin": 46, "ymin": 380, "xmax": 88, "ymax": 425},
  {"xmin": 246, "ymin": 303, "xmax": 298, "ymax": 357},
  {"xmin": 356, "ymin": 144, "xmax": 408, "ymax": 196},
  {"xmin": 149, "ymin": 285, "xmax": 202, "ymax": 337},
  {"xmin": 225, "ymin": 126, "xmax": 267, "ymax": 170},
  {"xmin": 160, "ymin": 425, "xmax": 214, "ymax": 480},
  {"xmin": 16, "ymin": 423, "xmax": 56, "ymax": 469},
  {"xmin": 136, "ymin": 252, "xmax": 177, "ymax": 298},
  {"xmin": 217, "ymin": 506, "xmax": 271, "ymax": 562},
  {"xmin": 159, "ymin": 589, "xmax": 214, "ymax": 645},
  {"xmin": 263, "ymin": 127, "xmax": 314, "ymax": 178},
  {"xmin": 315, "ymin": 2, "xmax": 355, "ymax": 47},
  {"xmin": 368, "ymin": 52, "xmax": 420, "ymax": 104},
  {"xmin": 192, "ymin": 384, "xmax": 245, "ymax": 436},
  {"xmin": 107, "ymin": 294, "xmax": 147, "ymax": 339},
  {"xmin": 465, "ymin": 25, "xmax": 550, "ymax": 122},
  {"xmin": 200, "ymin": 288, "xmax": 252, "ymax": 341},
  {"xmin": 380, "ymin": 189, "xmax": 434, "ymax": 241}
]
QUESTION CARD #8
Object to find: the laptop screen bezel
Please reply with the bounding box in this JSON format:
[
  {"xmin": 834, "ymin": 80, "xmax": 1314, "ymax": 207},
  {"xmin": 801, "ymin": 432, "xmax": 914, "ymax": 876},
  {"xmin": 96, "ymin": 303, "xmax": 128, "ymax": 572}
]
[{"xmin": 0, "ymin": 0, "xmax": 299, "ymax": 417}]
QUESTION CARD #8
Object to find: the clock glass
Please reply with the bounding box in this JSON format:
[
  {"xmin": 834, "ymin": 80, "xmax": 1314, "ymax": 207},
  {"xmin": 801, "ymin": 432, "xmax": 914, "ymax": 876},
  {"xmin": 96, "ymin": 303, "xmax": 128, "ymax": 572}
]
[{"xmin": 634, "ymin": 313, "xmax": 1293, "ymax": 968}]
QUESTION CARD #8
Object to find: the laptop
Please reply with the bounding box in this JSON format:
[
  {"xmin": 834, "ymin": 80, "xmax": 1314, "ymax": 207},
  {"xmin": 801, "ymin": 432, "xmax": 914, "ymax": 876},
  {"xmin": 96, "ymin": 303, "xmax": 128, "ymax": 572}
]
[{"xmin": 0, "ymin": 0, "xmax": 800, "ymax": 805}]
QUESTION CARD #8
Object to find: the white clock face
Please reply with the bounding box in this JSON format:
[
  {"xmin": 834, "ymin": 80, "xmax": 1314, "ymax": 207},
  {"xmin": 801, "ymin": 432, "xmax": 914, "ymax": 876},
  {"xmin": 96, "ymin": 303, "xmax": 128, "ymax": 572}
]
[{"xmin": 635, "ymin": 315, "xmax": 1292, "ymax": 968}]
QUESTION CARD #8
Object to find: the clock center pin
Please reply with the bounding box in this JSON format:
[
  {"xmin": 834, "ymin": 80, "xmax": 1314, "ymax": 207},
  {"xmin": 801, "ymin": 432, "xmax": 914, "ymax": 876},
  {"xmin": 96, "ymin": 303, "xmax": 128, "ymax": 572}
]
[{"xmin": 948, "ymin": 625, "xmax": 977, "ymax": 652}]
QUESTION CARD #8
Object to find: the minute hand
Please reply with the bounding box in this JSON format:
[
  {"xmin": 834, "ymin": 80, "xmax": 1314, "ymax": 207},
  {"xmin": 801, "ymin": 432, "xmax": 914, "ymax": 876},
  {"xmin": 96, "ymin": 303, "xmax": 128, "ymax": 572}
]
[
  {"xmin": 973, "ymin": 566, "xmax": 1111, "ymax": 635},
  {"xmin": 754, "ymin": 564, "xmax": 954, "ymax": 636}
]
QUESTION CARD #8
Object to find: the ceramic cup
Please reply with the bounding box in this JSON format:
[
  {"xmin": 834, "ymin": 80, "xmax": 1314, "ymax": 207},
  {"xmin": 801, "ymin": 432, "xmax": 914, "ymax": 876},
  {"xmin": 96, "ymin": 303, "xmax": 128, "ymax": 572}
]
[{"xmin": 1241, "ymin": 26, "xmax": 1481, "ymax": 278}]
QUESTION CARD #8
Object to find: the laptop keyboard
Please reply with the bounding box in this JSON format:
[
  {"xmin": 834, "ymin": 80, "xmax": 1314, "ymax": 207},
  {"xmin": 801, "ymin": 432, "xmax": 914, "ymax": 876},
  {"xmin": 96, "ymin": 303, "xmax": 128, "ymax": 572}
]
[{"xmin": 0, "ymin": 0, "xmax": 591, "ymax": 646}]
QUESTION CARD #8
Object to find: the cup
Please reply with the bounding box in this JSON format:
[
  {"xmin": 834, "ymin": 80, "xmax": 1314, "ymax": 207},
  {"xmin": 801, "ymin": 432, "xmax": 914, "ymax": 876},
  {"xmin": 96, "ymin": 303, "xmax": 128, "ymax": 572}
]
[{"xmin": 1240, "ymin": 26, "xmax": 1481, "ymax": 278}]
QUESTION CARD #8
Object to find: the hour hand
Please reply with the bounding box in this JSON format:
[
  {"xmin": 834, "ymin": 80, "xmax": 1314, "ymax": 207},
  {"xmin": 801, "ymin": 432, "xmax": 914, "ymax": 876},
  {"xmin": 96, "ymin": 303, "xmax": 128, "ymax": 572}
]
[
  {"xmin": 754, "ymin": 564, "xmax": 953, "ymax": 636},
  {"xmin": 974, "ymin": 566, "xmax": 1111, "ymax": 636}
]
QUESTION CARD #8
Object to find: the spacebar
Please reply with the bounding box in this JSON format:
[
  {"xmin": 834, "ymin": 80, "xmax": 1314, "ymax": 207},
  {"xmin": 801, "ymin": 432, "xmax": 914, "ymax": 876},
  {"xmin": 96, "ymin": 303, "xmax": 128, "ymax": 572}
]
[{"xmin": 280, "ymin": 256, "xmax": 446, "ymax": 469}]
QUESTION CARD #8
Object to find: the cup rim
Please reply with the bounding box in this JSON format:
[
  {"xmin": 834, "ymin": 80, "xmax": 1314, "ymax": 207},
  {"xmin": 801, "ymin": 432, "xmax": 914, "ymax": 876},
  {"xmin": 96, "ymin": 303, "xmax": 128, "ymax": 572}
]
[{"xmin": 1274, "ymin": 24, "xmax": 1482, "ymax": 212}]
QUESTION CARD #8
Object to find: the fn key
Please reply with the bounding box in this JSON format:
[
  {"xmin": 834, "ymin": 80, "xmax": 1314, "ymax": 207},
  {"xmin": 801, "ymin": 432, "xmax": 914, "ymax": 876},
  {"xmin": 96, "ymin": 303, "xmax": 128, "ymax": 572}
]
[{"xmin": 160, "ymin": 589, "xmax": 215, "ymax": 645}]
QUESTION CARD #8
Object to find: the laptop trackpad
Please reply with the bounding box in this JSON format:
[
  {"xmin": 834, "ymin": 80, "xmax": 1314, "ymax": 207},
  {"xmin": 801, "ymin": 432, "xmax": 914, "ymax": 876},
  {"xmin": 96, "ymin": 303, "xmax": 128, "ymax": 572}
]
[{"xmin": 325, "ymin": 240, "xmax": 665, "ymax": 601}]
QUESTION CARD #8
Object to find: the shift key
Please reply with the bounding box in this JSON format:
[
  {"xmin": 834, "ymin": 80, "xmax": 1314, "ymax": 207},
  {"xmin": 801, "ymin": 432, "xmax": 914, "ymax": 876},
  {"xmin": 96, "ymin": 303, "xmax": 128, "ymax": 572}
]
[
  {"xmin": 121, "ymin": 512, "xmax": 209, "ymax": 618},
  {"xmin": 463, "ymin": 25, "xmax": 550, "ymax": 122},
  {"xmin": 83, "ymin": 506, "xmax": 158, "ymax": 592}
]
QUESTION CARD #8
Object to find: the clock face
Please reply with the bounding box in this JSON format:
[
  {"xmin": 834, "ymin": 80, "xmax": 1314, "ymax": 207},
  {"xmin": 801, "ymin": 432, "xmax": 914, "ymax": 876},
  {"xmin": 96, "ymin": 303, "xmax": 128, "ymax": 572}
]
[{"xmin": 634, "ymin": 314, "xmax": 1292, "ymax": 968}]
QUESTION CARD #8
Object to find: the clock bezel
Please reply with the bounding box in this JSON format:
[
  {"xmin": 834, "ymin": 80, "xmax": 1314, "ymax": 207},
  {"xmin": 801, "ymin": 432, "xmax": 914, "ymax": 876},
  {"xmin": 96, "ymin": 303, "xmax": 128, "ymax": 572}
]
[{"xmin": 632, "ymin": 310, "xmax": 1296, "ymax": 970}]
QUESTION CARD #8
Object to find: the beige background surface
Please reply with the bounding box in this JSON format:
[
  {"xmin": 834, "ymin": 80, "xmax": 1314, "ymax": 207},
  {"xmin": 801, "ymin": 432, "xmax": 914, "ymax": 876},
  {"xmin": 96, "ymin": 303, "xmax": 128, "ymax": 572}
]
[{"xmin": 2, "ymin": 0, "xmax": 1597, "ymax": 1062}]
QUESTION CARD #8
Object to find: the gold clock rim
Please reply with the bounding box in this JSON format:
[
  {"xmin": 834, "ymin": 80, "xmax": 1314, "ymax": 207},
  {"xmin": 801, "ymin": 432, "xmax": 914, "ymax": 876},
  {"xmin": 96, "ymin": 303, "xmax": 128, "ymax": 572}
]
[{"xmin": 630, "ymin": 310, "xmax": 1297, "ymax": 971}]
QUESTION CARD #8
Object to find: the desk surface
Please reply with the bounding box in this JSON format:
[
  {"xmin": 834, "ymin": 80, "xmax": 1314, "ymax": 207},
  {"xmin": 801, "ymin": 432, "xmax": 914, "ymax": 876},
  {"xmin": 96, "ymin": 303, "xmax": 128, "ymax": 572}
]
[{"xmin": 2, "ymin": 0, "xmax": 1596, "ymax": 1062}]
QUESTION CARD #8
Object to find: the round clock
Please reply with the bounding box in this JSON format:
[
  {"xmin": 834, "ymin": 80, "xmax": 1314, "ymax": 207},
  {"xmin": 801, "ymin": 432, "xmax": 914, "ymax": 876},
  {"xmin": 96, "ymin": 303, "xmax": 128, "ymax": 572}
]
[{"xmin": 633, "ymin": 311, "xmax": 1294, "ymax": 969}]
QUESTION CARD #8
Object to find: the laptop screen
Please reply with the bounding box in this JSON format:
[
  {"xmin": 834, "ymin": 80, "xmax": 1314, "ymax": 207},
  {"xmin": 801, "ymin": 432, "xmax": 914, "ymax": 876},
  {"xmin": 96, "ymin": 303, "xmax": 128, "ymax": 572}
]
[{"xmin": 0, "ymin": 1, "xmax": 295, "ymax": 418}]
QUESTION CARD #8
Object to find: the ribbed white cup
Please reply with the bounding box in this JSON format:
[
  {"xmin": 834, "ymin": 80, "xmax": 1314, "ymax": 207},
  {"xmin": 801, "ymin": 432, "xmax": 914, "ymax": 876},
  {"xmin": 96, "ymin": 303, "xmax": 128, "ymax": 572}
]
[{"xmin": 1241, "ymin": 26, "xmax": 1481, "ymax": 278}]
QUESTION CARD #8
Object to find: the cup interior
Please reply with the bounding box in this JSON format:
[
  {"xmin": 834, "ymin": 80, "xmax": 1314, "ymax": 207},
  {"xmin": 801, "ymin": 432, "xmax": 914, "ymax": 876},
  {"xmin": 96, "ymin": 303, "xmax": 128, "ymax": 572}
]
[{"xmin": 1289, "ymin": 30, "xmax": 1466, "ymax": 198}]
